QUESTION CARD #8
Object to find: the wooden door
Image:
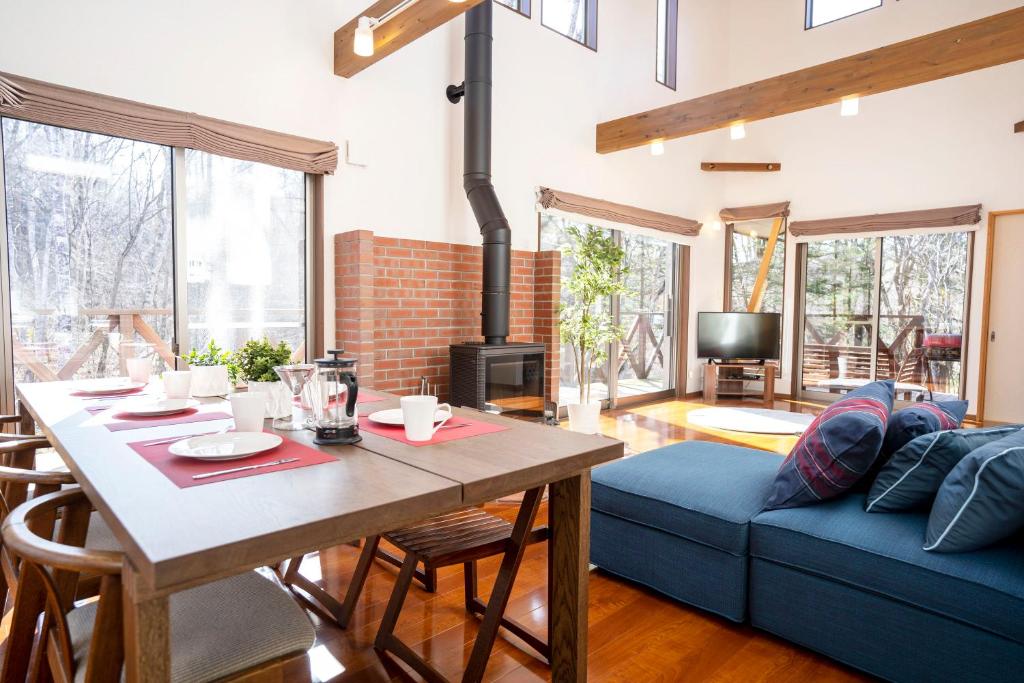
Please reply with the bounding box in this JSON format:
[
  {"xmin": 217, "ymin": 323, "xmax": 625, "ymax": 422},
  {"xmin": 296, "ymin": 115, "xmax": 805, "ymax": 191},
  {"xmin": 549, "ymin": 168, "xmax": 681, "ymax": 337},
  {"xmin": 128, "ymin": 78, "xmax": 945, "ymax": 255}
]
[{"xmin": 984, "ymin": 213, "xmax": 1024, "ymax": 423}]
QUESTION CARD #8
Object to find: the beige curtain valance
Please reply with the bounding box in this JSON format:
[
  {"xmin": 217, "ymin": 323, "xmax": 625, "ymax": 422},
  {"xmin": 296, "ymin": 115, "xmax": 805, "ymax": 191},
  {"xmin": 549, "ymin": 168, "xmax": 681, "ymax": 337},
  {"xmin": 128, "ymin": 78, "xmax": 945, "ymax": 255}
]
[
  {"xmin": 0, "ymin": 72, "xmax": 338, "ymax": 175},
  {"xmin": 720, "ymin": 201, "xmax": 790, "ymax": 222},
  {"xmin": 789, "ymin": 204, "xmax": 981, "ymax": 238},
  {"xmin": 537, "ymin": 187, "xmax": 701, "ymax": 237}
]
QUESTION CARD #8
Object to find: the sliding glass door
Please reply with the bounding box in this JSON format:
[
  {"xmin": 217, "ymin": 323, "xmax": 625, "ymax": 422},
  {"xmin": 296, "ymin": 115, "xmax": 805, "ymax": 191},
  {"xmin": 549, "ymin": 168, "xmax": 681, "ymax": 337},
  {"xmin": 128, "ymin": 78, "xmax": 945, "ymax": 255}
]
[
  {"xmin": 540, "ymin": 214, "xmax": 679, "ymax": 408},
  {"xmin": 798, "ymin": 232, "xmax": 970, "ymax": 402},
  {"xmin": 0, "ymin": 117, "xmax": 312, "ymax": 412},
  {"xmin": 0, "ymin": 119, "xmax": 176, "ymax": 396}
]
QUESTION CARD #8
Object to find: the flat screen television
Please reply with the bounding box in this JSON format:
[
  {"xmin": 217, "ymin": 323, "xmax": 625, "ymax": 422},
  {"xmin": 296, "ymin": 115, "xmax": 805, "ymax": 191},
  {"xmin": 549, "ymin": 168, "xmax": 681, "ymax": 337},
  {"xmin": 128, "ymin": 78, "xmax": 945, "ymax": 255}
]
[{"xmin": 697, "ymin": 312, "xmax": 782, "ymax": 361}]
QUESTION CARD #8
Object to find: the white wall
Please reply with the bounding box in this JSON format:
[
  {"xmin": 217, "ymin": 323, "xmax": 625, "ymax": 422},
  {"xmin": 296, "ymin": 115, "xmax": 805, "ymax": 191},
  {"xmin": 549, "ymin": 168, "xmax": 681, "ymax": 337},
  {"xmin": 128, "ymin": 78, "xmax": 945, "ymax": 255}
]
[{"xmin": 681, "ymin": 0, "xmax": 1024, "ymax": 408}]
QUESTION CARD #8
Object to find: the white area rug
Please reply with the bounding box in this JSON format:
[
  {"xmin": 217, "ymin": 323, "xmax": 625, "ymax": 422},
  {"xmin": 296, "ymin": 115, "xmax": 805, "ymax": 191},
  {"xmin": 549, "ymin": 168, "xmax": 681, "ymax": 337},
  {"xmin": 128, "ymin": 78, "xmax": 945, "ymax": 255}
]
[{"xmin": 687, "ymin": 407, "xmax": 815, "ymax": 435}]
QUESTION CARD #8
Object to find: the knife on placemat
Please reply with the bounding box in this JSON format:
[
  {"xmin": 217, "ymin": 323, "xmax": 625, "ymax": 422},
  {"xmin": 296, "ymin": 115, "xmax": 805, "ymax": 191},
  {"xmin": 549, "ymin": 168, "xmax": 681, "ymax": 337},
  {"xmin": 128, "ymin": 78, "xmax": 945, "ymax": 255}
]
[{"xmin": 192, "ymin": 457, "xmax": 299, "ymax": 480}]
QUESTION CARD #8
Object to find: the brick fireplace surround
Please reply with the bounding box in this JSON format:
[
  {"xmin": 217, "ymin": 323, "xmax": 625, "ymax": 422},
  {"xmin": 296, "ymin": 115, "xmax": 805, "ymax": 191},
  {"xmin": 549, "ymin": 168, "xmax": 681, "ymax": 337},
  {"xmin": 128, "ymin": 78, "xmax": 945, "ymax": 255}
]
[{"xmin": 334, "ymin": 230, "xmax": 560, "ymax": 403}]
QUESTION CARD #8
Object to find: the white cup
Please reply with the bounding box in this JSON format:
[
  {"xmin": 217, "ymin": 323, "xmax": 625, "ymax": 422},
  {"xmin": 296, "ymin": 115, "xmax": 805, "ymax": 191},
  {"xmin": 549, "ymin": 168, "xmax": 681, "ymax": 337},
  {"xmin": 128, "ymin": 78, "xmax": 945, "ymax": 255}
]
[
  {"xmin": 163, "ymin": 371, "xmax": 192, "ymax": 399},
  {"xmin": 230, "ymin": 393, "xmax": 267, "ymax": 432},
  {"xmin": 126, "ymin": 357, "xmax": 152, "ymax": 384},
  {"xmin": 400, "ymin": 395, "xmax": 452, "ymax": 442}
]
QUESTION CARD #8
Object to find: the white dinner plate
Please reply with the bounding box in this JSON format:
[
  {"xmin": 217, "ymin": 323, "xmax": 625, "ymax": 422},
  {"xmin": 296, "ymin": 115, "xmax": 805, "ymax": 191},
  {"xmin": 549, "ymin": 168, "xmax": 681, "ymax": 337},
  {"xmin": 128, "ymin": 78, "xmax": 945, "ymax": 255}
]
[
  {"xmin": 72, "ymin": 378, "xmax": 147, "ymax": 396},
  {"xmin": 117, "ymin": 398, "xmax": 199, "ymax": 417},
  {"xmin": 367, "ymin": 408, "xmax": 449, "ymax": 426},
  {"xmin": 169, "ymin": 432, "xmax": 283, "ymax": 461}
]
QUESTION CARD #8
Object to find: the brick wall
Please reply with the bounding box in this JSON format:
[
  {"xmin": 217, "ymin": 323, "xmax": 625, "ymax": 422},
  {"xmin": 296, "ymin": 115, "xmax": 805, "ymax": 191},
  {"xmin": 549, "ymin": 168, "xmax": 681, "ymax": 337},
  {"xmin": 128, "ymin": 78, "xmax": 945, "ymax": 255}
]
[{"xmin": 334, "ymin": 230, "xmax": 561, "ymax": 402}]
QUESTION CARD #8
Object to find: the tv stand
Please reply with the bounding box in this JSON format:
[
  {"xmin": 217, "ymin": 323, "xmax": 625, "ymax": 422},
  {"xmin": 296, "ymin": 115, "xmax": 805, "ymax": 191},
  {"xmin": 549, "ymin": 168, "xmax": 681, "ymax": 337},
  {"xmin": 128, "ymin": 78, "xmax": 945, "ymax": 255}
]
[{"xmin": 703, "ymin": 362, "xmax": 776, "ymax": 405}]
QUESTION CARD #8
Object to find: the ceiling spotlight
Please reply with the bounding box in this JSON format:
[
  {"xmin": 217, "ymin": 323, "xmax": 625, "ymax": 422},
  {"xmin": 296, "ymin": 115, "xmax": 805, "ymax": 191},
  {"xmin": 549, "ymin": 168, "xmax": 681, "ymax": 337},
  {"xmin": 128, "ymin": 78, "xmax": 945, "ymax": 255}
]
[
  {"xmin": 730, "ymin": 122, "xmax": 746, "ymax": 140},
  {"xmin": 840, "ymin": 95, "xmax": 860, "ymax": 117},
  {"xmin": 354, "ymin": 16, "xmax": 375, "ymax": 56},
  {"xmin": 650, "ymin": 140, "xmax": 665, "ymax": 156}
]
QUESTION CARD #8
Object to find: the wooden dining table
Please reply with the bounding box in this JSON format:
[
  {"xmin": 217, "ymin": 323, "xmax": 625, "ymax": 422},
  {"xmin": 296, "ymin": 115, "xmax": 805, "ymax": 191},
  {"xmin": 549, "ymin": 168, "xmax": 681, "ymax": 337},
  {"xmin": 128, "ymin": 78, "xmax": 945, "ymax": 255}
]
[{"xmin": 14, "ymin": 382, "xmax": 623, "ymax": 682}]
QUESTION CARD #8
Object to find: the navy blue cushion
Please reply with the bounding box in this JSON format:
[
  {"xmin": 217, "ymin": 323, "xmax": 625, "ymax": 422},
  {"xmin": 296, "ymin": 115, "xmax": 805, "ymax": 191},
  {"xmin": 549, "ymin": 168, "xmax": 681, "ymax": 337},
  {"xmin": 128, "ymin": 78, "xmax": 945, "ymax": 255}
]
[
  {"xmin": 764, "ymin": 379, "xmax": 894, "ymax": 510},
  {"xmin": 881, "ymin": 399, "xmax": 968, "ymax": 461},
  {"xmin": 752, "ymin": 494, "xmax": 1024, "ymax": 644},
  {"xmin": 867, "ymin": 426, "xmax": 1023, "ymax": 513},
  {"xmin": 926, "ymin": 430, "xmax": 1024, "ymax": 553},
  {"xmin": 592, "ymin": 441, "xmax": 783, "ymax": 555}
]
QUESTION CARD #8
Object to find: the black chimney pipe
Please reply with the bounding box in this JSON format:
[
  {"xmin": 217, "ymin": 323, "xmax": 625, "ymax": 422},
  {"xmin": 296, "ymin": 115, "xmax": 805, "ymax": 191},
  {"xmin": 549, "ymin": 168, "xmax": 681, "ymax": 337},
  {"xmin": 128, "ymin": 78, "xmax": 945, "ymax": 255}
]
[{"xmin": 455, "ymin": 1, "xmax": 510, "ymax": 345}]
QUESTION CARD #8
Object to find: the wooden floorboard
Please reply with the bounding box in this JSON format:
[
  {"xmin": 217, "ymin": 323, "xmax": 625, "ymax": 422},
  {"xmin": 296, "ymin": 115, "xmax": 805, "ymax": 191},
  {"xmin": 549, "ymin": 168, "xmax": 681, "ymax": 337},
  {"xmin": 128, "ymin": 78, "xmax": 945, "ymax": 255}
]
[{"xmin": 0, "ymin": 397, "xmax": 871, "ymax": 681}]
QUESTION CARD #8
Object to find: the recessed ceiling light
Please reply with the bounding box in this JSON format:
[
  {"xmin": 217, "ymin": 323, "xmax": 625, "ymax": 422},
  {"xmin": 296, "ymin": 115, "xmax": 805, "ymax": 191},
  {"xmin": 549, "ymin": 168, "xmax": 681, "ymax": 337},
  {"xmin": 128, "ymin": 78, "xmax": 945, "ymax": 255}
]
[{"xmin": 730, "ymin": 122, "xmax": 746, "ymax": 140}]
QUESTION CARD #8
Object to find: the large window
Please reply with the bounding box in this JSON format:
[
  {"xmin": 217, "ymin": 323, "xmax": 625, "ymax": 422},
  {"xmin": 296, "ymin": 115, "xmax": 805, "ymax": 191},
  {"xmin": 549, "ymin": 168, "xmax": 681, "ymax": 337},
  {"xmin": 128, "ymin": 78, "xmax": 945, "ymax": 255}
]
[
  {"xmin": 726, "ymin": 218, "xmax": 786, "ymax": 365},
  {"xmin": 798, "ymin": 231, "xmax": 970, "ymax": 402},
  {"xmin": 542, "ymin": 0, "xmax": 598, "ymax": 50},
  {"xmin": 656, "ymin": 0, "xmax": 678, "ymax": 90},
  {"xmin": 805, "ymin": 0, "xmax": 882, "ymax": 29},
  {"xmin": 0, "ymin": 118, "xmax": 311, "ymax": 406},
  {"xmin": 496, "ymin": 0, "xmax": 531, "ymax": 18},
  {"xmin": 540, "ymin": 214, "xmax": 678, "ymax": 407}
]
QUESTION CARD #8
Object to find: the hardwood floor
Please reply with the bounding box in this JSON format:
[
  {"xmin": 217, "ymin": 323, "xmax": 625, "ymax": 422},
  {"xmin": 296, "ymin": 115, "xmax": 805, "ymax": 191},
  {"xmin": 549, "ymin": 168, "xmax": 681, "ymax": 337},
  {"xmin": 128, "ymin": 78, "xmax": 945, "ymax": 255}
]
[{"xmin": 1, "ymin": 396, "xmax": 869, "ymax": 682}]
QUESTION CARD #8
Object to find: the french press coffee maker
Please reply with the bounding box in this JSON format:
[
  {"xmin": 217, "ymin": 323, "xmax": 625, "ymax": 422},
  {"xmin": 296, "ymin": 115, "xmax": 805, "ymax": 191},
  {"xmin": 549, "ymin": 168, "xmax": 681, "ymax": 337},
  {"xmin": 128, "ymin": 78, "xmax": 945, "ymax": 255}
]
[{"xmin": 313, "ymin": 349, "xmax": 361, "ymax": 445}]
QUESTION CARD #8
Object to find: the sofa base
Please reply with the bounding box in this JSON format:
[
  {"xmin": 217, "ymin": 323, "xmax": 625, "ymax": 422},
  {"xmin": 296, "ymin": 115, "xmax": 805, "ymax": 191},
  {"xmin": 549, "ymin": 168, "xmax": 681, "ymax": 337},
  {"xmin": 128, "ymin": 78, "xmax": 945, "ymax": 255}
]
[
  {"xmin": 591, "ymin": 509, "xmax": 748, "ymax": 622},
  {"xmin": 750, "ymin": 558, "xmax": 1024, "ymax": 683}
]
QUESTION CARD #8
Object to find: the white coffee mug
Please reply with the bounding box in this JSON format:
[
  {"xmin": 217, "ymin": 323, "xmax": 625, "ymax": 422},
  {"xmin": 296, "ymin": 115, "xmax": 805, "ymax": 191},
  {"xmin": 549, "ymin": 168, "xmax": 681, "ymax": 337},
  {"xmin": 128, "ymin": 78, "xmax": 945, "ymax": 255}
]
[
  {"xmin": 163, "ymin": 371, "xmax": 192, "ymax": 399},
  {"xmin": 230, "ymin": 393, "xmax": 267, "ymax": 432},
  {"xmin": 400, "ymin": 395, "xmax": 452, "ymax": 442},
  {"xmin": 125, "ymin": 356, "xmax": 152, "ymax": 384}
]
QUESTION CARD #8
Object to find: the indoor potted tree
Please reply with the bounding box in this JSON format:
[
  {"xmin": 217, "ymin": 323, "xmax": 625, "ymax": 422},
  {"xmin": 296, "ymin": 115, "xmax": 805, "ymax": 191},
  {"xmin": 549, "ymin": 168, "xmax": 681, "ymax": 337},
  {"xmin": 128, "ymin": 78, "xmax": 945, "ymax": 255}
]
[
  {"xmin": 233, "ymin": 338, "xmax": 294, "ymax": 418},
  {"xmin": 182, "ymin": 339, "xmax": 236, "ymax": 397},
  {"xmin": 559, "ymin": 225, "xmax": 628, "ymax": 434}
]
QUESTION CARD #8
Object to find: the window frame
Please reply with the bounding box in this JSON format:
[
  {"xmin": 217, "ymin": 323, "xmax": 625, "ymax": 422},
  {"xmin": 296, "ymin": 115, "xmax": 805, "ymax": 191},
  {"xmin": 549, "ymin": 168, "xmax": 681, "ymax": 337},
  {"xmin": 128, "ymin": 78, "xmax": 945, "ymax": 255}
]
[
  {"xmin": 541, "ymin": 0, "xmax": 599, "ymax": 51},
  {"xmin": 0, "ymin": 116, "xmax": 318, "ymax": 410},
  {"xmin": 496, "ymin": 0, "xmax": 531, "ymax": 19},
  {"xmin": 804, "ymin": 0, "xmax": 882, "ymax": 30},
  {"xmin": 655, "ymin": 0, "xmax": 678, "ymax": 90}
]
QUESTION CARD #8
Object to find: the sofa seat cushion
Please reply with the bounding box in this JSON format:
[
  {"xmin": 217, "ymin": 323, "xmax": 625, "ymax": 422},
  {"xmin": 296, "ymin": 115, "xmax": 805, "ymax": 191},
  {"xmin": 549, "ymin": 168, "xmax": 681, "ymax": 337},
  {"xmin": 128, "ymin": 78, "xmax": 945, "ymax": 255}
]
[
  {"xmin": 752, "ymin": 494, "xmax": 1024, "ymax": 644},
  {"xmin": 592, "ymin": 441, "xmax": 783, "ymax": 556}
]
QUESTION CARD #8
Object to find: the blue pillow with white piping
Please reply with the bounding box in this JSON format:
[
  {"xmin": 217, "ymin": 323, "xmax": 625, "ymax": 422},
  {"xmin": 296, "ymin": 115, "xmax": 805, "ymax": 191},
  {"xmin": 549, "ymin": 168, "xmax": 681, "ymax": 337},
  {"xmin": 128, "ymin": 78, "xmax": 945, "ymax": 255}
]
[
  {"xmin": 866, "ymin": 425, "xmax": 1023, "ymax": 513},
  {"xmin": 924, "ymin": 429, "xmax": 1024, "ymax": 553},
  {"xmin": 880, "ymin": 399, "xmax": 968, "ymax": 461}
]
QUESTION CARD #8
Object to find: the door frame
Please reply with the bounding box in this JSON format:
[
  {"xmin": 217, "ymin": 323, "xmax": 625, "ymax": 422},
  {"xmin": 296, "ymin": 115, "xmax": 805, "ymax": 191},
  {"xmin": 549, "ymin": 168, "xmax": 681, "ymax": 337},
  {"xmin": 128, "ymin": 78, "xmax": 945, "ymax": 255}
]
[{"xmin": 976, "ymin": 209, "xmax": 1024, "ymax": 423}]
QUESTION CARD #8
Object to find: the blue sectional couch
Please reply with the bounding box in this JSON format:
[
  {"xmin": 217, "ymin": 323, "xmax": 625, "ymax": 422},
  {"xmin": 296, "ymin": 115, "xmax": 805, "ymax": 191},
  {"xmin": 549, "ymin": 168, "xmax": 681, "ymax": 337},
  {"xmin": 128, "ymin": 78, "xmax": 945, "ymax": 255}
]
[{"xmin": 591, "ymin": 441, "xmax": 1024, "ymax": 682}]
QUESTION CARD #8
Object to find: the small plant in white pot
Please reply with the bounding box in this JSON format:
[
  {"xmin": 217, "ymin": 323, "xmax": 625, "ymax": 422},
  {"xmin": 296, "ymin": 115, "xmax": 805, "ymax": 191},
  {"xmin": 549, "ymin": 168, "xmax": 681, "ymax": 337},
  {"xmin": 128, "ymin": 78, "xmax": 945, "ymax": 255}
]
[
  {"xmin": 559, "ymin": 225, "xmax": 628, "ymax": 434},
  {"xmin": 182, "ymin": 339, "xmax": 236, "ymax": 397},
  {"xmin": 233, "ymin": 338, "xmax": 294, "ymax": 419}
]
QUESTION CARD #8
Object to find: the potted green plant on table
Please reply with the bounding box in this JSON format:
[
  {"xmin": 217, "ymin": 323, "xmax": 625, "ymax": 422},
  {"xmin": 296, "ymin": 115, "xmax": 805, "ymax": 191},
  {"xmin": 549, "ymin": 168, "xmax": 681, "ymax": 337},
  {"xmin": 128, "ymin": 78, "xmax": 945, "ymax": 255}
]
[
  {"xmin": 182, "ymin": 339, "xmax": 236, "ymax": 397},
  {"xmin": 233, "ymin": 338, "xmax": 294, "ymax": 418},
  {"xmin": 559, "ymin": 225, "xmax": 628, "ymax": 434}
]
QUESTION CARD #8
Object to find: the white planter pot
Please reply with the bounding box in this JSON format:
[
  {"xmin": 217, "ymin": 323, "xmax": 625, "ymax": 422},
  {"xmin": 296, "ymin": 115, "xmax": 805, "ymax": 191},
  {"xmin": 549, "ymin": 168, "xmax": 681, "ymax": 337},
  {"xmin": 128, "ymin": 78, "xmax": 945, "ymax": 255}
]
[
  {"xmin": 247, "ymin": 381, "xmax": 291, "ymax": 419},
  {"xmin": 837, "ymin": 356, "xmax": 849, "ymax": 379},
  {"xmin": 190, "ymin": 365, "xmax": 230, "ymax": 397},
  {"xmin": 567, "ymin": 401, "xmax": 601, "ymax": 435}
]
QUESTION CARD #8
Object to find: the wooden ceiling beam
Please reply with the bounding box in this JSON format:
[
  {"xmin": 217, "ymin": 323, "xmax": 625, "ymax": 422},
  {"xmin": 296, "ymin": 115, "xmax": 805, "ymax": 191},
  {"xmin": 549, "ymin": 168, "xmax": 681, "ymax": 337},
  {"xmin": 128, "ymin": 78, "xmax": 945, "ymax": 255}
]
[
  {"xmin": 334, "ymin": 0, "xmax": 486, "ymax": 78},
  {"xmin": 1015, "ymin": 120, "xmax": 1024, "ymax": 133},
  {"xmin": 597, "ymin": 7, "xmax": 1024, "ymax": 153}
]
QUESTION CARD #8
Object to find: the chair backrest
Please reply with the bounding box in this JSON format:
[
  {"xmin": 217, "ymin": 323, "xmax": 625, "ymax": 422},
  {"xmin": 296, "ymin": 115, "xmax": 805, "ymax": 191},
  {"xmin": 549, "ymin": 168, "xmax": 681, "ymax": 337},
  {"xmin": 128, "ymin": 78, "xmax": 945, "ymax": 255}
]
[{"xmin": 2, "ymin": 488, "xmax": 124, "ymax": 682}]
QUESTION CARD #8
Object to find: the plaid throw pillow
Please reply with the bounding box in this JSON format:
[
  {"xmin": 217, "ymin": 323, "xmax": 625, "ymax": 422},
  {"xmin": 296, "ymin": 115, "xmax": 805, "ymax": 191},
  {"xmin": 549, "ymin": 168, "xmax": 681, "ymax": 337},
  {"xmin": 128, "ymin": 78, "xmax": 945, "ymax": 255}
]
[
  {"xmin": 880, "ymin": 399, "xmax": 968, "ymax": 461},
  {"xmin": 764, "ymin": 380, "xmax": 894, "ymax": 510}
]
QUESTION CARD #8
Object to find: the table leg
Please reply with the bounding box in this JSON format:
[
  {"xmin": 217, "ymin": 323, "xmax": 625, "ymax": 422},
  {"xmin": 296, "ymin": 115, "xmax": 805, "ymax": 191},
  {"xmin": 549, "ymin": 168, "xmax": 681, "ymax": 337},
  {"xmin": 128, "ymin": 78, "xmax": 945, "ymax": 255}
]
[
  {"xmin": 123, "ymin": 563, "xmax": 170, "ymax": 682},
  {"xmin": 548, "ymin": 472, "xmax": 590, "ymax": 683},
  {"xmin": 16, "ymin": 398, "xmax": 34, "ymax": 435}
]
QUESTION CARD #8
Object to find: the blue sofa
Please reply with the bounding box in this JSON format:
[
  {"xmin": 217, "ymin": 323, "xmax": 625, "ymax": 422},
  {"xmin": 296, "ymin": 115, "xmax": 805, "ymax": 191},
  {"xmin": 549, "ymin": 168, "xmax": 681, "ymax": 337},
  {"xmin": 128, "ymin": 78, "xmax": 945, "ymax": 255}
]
[{"xmin": 591, "ymin": 441, "xmax": 1024, "ymax": 683}]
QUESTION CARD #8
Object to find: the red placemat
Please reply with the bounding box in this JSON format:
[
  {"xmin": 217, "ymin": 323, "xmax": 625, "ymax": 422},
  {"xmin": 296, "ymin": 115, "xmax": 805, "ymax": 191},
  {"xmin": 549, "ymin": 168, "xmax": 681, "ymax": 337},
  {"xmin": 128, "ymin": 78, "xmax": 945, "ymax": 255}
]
[
  {"xmin": 294, "ymin": 388, "xmax": 387, "ymax": 407},
  {"xmin": 103, "ymin": 409, "xmax": 232, "ymax": 432},
  {"xmin": 358, "ymin": 414, "xmax": 509, "ymax": 447},
  {"xmin": 127, "ymin": 432, "xmax": 336, "ymax": 488}
]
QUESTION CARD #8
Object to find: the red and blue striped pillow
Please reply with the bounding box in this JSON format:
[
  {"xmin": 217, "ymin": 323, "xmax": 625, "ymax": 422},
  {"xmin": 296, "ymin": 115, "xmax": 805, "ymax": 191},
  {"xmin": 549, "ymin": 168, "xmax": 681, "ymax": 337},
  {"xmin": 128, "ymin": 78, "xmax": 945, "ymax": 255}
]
[
  {"xmin": 880, "ymin": 399, "xmax": 968, "ymax": 461},
  {"xmin": 764, "ymin": 379, "xmax": 895, "ymax": 510}
]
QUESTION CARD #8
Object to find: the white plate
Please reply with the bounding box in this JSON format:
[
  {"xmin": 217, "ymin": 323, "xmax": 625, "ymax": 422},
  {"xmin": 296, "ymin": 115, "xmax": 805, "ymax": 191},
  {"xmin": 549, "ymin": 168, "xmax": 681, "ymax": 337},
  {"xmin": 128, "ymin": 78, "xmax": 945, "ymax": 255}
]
[
  {"xmin": 169, "ymin": 432, "xmax": 283, "ymax": 461},
  {"xmin": 367, "ymin": 408, "xmax": 449, "ymax": 426},
  {"xmin": 73, "ymin": 378, "xmax": 147, "ymax": 396},
  {"xmin": 117, "ymin": 398, "xmax": 199, "ymax": 417}
]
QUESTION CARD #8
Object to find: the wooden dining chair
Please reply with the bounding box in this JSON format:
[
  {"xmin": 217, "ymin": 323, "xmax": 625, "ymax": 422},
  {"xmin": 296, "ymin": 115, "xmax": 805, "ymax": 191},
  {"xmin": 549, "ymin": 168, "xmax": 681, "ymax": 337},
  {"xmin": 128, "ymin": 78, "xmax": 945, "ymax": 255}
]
[
  {"xmin": 337, "ymin": 490, "xmax": 549, "ymax": 683},
  {"xmin": 2, "ymin": 488, "xmax": 317, "ymax": 682}
]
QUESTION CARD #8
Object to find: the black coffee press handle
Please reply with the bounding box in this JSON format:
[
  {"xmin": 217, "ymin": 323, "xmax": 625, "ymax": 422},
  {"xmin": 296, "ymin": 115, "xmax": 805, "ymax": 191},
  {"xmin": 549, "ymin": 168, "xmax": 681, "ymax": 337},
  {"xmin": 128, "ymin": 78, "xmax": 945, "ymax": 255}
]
[{"xmin": 340, "ymin": 373, "xmax": 358, "ymax": 417}]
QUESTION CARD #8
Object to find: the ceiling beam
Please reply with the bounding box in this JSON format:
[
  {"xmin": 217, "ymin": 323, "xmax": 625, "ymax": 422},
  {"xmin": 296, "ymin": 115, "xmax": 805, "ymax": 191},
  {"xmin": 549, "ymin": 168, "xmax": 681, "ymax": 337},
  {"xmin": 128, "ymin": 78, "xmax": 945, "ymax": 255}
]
[
  {"xmin": 701, "ymin": 162, "xmax": 780, "ymax": 172},
  {"xmin": 334, "ymin": 0, "xmax": 486, "ymax": 78},
  {"xmin": 1015, "ymin": 120, "xmax": 1024, "ymax": 133},
  {"xmin": 597, "ymin": 7, "xmax": 1024, "ymax": 153}
]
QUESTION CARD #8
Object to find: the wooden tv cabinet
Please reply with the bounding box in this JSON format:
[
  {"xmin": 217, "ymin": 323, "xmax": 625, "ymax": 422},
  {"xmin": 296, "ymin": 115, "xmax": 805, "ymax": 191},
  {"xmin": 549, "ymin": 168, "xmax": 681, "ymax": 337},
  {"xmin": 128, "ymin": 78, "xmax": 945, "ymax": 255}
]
[{"xmin": 702, "ymin": 363, "xmax": 776, "ymax": 404}]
